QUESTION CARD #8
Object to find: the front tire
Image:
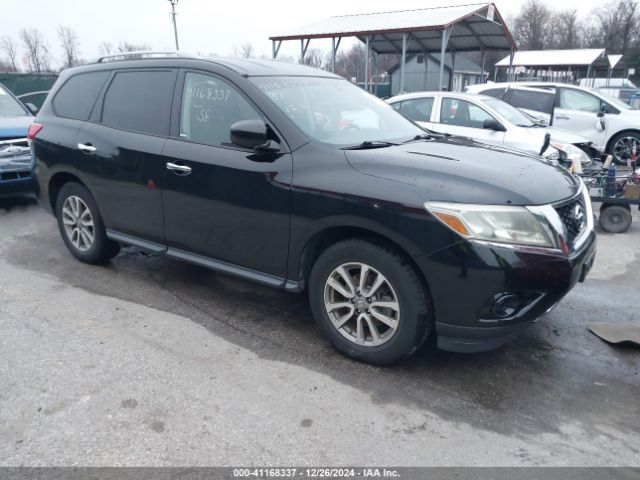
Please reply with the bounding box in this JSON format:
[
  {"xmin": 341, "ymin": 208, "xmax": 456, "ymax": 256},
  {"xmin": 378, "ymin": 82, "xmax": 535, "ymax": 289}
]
[
  {"xmin": 308, "ymin": 239, "xmax": 431, "ymax": 365},
  {"xmin": 55, "ymin": 182, "xmax": 120, "ymax": 264},
  {"xmin": 609, "ymin": 132, "xmax": 640, "ymax": 165}
]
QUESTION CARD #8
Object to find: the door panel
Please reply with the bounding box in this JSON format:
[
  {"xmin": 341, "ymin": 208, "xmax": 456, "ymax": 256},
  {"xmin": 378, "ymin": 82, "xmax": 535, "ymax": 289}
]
[
  {"xmin": 161, "ymin": 71, "xmax": 292, "ymax": 277},
  {"xmin": 553, "ymin": 89, "xmax": 607, "ymax": 146},
  {"xmin": 431, "ymin": 97, "xmax": 505, "ymax": 146},
  {"xmin": 76, "ymin": 122, "xmax": 167, "ymax": 242},
  {"xmin": 161, "ymin": 140, "xmax": 292, "ymax": 277}
]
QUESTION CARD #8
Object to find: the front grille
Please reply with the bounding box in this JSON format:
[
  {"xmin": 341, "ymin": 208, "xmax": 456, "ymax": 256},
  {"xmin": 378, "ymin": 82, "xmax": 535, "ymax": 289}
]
[{"xmin": 554, "ymin": 195, "xmax": 586, "ymax": 245}]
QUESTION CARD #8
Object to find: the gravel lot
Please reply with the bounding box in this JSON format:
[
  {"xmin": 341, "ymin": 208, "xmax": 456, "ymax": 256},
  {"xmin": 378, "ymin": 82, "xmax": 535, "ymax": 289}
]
[{"xmin": 0, "ymin": 197, "xmax": 638, "ymax": 466}]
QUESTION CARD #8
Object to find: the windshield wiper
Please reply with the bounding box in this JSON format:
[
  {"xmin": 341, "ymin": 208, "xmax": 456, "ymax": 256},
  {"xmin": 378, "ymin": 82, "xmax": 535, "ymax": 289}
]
[
  {"xmin": 402, "ymin": 133, "xmax": 439, "ymax": 143},
  {"xmin": 341, "ymin": 140, "xmax": 399, "ymax": 150}
]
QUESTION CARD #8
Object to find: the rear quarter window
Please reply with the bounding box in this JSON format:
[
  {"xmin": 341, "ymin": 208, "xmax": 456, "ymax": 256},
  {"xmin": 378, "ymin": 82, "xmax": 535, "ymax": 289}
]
[
  {"xmin": 509, "ymin": 89, "xmax": 555, "ymax": 115},
  {"xmin": 101, "ymin": 70, "xmax": 176, "ymax": 136},
  {"xmin": 52, "ymin": 71, "xmax": 110, "ymax": 120}
]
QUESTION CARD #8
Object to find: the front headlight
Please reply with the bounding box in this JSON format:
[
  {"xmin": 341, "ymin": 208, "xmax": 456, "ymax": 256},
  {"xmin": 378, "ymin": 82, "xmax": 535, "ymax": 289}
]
[
  {"xmin": 550, "ymin": 141, "xmax": 591, "ymax": 164},
  {"xmin": 425, "ymin": 202, "xmax": 555, "ymax": 248}
]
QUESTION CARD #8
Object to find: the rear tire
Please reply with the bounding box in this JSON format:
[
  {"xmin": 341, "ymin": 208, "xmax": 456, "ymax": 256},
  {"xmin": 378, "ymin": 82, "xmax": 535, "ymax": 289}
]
[
  {"xmin": 308, "ymin": 239, "xmax": 431, "ymax": 365},
  {"xmin": 55, "ymin": 182, "xmax": 120, "ymax": 264},
  {"xmin": 599, "ymin": 204, "xmax": 632, "ymax": 233}
]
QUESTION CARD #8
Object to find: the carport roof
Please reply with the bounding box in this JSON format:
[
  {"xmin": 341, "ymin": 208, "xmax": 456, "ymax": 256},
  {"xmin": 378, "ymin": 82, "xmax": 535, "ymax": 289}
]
[
  {"xmin": 496, "ymin": 49, "xmax": 609, "ymax": 68},
  {"xmin": 269, "ymin": 3, "xmax": 516, "ymax": 53}
]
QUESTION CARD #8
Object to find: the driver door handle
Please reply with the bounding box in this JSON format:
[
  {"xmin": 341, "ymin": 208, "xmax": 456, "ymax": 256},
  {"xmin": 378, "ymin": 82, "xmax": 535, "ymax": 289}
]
[
  {"xmin": 166, "ymin": 162, "xmax": 192, "ymax": 175},
  {"xmin": 77, "ymin": 143, "xmax": 97, "ymax": 154},
  {"xmin": 556, "ymin": 115, "xmax": 570, "ymax": 120}
]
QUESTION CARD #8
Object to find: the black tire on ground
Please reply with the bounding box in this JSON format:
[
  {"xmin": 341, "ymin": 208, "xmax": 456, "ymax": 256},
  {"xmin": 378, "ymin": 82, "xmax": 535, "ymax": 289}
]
[
  {"xmin": 599, "ymin": 204, "xmax": 632, "ymax": 233},
  {"xmin": 308, "ymin": 239, "xmax": 432, "ymax": 366},
  {"xmin": 55, "ymin": 182, "xmax": 121, "ymax": 264},
  {"xmin": 609, "ymin": 131, "xmax": 640, "ymax": 165}
]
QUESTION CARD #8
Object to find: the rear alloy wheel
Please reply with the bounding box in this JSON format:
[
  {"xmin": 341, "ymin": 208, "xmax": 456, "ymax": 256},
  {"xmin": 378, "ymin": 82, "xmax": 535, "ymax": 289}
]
[
  {"xmin": 61, "ymin": 196, "xmax": 95, "ymax": 252},
  {"xmin": 56, "ymin": 182, "xmax": 120, "ymax": 264},
  {"xmin": 309, "ymin": 239, "xmax": 431, "ymax": 365},
  {"xmin": 611, "ymin": 132, "xmax": 640, "ymax": 165}
]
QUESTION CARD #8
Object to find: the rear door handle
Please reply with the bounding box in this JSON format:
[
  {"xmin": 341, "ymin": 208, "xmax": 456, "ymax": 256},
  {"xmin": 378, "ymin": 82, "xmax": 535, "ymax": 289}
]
[
  {"xmin": 166, "ymin": 162, "xmax": 192, "ymax": 175},
  {"xmin": 556, "ymin": 115, "xmax": 570, "ymax": 120},
  {"xmin": 77, "ymin": 143, "xmax": 97, "ymax": 154}
]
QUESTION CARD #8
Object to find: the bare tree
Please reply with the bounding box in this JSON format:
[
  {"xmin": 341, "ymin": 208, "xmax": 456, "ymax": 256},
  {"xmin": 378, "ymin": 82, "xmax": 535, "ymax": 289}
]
[
  {"xmin": 98, "ymin": 41, "xmax": 114, "ymax": 55},
  {"xmin": 57, "ymin": 26, "xmax": 80, "ymax": 68},
  {"xmin": 335, "ymin": 44, "xmax": 367, "ymax": 82},
  {"xmin": 19, "ymin": 28, "xmax": 50, "ymax": 72},
  {"xmin": 0, "ymin": 36, "xmax": 19, "ymax": 72},
  {"xmin": 117, "ymin": 42, "xmax": 152, "ymax": 52},
  {"xmin": 234, "ymin": 42, "xmax": 255, "ymax": 58},
  {"xmin": 303, "ymin": 48, "xmax": 325, "ymax": 69},
  {"xmin": 585, "ymin": 0, "xmax": 639, "ymax": 53},
  {"xmin": 510, "ymin": 0, "xmax": 551, "ymax": 50},
  {"xmin": 548, "ymin": 9, "xmax": 582, "ymax": 49}
]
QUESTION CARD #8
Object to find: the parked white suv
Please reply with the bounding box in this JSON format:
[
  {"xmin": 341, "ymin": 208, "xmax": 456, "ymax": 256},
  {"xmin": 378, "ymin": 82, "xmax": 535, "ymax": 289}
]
[
  {"xmin": 466, "ymin": 82, "xmax": 640, "ymax": 164},
  {"xmin": 387, "ymin": 92, "xmax": 593, "ymax": 165}
]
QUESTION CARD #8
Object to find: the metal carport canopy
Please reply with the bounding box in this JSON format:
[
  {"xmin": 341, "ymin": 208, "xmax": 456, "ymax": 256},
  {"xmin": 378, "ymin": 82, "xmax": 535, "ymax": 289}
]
[{"xmin": 269, "ymin": 3, "xmax": 516, "ymax": 92}]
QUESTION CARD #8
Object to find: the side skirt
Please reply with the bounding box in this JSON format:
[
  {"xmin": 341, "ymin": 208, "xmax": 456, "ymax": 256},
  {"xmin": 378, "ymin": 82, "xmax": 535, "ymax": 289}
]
[{"xmin": 106, "ymin": 230, "xmax": 301, "ymax": 291}]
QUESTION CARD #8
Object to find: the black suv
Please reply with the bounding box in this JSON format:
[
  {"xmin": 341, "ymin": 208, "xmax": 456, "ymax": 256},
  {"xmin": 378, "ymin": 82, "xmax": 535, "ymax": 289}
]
[{"xmin": 32, "ymin": 53, "xmax": 596, "ymax": 365}]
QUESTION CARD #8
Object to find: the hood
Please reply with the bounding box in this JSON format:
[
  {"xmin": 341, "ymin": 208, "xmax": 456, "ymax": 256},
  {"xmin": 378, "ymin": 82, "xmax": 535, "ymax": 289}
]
[
  {"xmin": 344, "ymin": 136, "xmax": 580, "ymax": 206},
  {"xmin": 0, "ymin": 115, "xmax": 33, "ymax": 139}
]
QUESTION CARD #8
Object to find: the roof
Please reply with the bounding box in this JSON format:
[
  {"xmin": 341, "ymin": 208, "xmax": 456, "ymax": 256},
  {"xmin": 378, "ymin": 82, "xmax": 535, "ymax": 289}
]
[
  {"xmin": 79, "ymin": 53, "xmax": 339, "ymax": 78},
  {"xmin": 496, "ymin": 49, "xmax": 609, "ymax": 67},
  {"xmin": 608, "ymin": 54, "xmax": 624, "ymax": 69},
  {"xmin": 388, "ymin": 53, "xmax": 482, "ymax": 75},
  {"xmin": 270, "ymin": 3, "xmax": 516, "ymax": 53},
  {"xmin": 388, "ymin": 91, "xmax": 493, "ymax": 102}
]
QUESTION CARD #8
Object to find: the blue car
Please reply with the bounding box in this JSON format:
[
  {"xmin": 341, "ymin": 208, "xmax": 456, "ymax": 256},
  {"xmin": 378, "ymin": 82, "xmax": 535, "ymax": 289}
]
[{"xmin": 0, "ymin": 84, "xmax": 34, "ymax": 197}]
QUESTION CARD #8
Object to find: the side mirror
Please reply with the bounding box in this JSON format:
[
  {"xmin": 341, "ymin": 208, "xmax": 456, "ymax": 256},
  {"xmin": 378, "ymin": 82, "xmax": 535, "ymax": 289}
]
[
  {"xmin": 483, "ymin": 118, "xmax": 506, "ymax": 132},
  {"xmin": 25, "ymin": 103, "xmax": 38, "ymax": 115},
  {"xmin": 597, "ymin": 104, "xmax": 607, "ymax": 118},
  {"xmin": 230, "ymin": 120, "xmax": 271, "ymax": 150}
]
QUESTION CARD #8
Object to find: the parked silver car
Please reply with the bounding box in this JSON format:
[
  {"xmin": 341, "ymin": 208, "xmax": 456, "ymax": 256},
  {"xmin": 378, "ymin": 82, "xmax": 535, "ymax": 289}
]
[
  {"xmin": 387, "ymin": 91, "xmax": 593, "ymax": 165},
  {"xmin": 466, "ymin": 82, "xmax": 640, "ymax": 164}
]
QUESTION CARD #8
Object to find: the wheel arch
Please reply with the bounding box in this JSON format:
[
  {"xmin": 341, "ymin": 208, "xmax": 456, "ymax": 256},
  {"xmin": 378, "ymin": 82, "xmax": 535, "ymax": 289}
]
[
  {"xmin": 605, "ymin": 128, "xmax": 640, "ymax": 154},
  {"xmin": 295, "ymin": 225, "xmax": 432, "ymax": 299},
  {"xmin": 48, "ymin": 171, "xmax": 86, "ymax": 214}
]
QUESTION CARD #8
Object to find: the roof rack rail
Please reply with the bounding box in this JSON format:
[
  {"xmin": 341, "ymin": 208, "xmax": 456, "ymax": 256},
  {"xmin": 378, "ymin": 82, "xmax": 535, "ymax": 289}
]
[{"xmin": 95, "ymin": 51, "xmax": 182, "ymax": 63}]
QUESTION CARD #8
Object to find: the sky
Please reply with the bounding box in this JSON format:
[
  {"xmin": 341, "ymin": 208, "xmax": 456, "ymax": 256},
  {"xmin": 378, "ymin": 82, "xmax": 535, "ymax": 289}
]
[{"xmin": 0, "ymin": 0, "xmax": 605, "ymax": 69}]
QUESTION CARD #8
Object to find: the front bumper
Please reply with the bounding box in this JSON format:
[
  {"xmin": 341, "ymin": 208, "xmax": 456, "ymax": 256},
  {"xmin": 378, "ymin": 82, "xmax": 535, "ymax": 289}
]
[
  {"xmin": 0, "ymin": 140, "xmax": 34, "ymax": 197},
  {"xmin": 419, "ymin": 230, "xmax": 597, "ymax": 353}
]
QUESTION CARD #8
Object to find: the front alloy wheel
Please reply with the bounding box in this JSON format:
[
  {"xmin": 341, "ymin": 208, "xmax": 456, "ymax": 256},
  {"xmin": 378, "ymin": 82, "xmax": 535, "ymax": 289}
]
[
  {"xmin": 612, "ymin": 135, "xmax": 640, "ymax": 164},
  {"xmin": 324, "ymin": 262, "xmax": 400, "ymax": 347},
  {"xmin": 309, "ymin": 239, "xmax": 431, "ymax": 365}
]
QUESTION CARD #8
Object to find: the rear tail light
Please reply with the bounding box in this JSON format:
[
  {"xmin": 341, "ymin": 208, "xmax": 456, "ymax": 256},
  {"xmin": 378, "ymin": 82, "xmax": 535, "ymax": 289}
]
[{"xmin": 27, "ymin": 123, "xmax": 43, "ymax": 141}]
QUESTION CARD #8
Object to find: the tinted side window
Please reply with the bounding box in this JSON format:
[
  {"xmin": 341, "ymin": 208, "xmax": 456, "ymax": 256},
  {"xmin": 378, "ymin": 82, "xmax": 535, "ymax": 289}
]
[
  {"xmin": 101, "ymin": 70, "xmax": 175, "ymax": 136},
  {"xmin": 180, "ymin": 72, "xmax": 263, "ymax": 147},
  {"xmin": 53, "ymin": 71, "xmax": 109, "ymax": 120},
  {"xmin": 509, "ymin": 90, "xmax": 555, "ymax": 114},
  {"xmin": 481, "ymin": 88, "xmax": 506, "ymax": 99},
  {"xmin": 399, "ymin": 98, "xmax": 434, "ymax": 122},
  {"xmin": 440, "ymin": 98, "xmax": 494, "ymax": 128},
  {"xmin": 559, "ymin": 89, "xmax": 601, "ymax": 113}
]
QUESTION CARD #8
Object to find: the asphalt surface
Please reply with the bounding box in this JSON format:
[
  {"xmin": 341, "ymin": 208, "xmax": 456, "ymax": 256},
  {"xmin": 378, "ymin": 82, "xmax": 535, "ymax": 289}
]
[{"xmin": 0, "ymin": 197, "xmax": 638, "ymax": 466}]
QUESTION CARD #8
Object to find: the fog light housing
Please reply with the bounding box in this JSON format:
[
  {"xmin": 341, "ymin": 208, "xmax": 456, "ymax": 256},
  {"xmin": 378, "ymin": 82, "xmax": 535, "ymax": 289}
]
[{"xmin": 479, "ymin": 291, "xmax": 545, "ymax": 323}]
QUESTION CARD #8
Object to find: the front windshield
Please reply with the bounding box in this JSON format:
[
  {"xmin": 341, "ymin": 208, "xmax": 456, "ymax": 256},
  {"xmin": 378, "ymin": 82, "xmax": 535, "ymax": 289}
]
[
  {"xmin": 250, "ymin": 76, "xmax": 424, "ymax": 146},
  {"xmin": 593, "ymin": 90, "xmax": 635, "ymax": 110},
  {"xmin": 0, "ymin": 86, "xmax": 27, "ymax": 117},
  {"xmin": 483, "ymin": 98, "xmax": 535, "ymax": 127}
]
